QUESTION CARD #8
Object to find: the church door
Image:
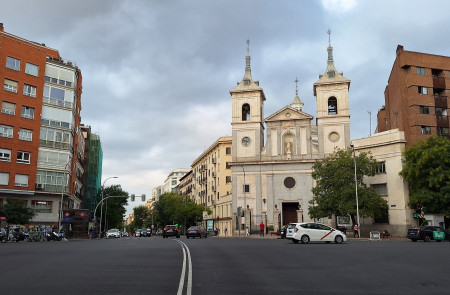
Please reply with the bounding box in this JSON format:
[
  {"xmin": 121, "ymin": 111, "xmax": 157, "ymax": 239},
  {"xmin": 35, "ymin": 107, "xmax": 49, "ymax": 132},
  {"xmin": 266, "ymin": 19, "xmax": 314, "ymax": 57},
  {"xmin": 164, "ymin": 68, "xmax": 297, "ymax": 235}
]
[{"xmin": 282, "ymin": 202, "xmax": 299, "ymax": 225}]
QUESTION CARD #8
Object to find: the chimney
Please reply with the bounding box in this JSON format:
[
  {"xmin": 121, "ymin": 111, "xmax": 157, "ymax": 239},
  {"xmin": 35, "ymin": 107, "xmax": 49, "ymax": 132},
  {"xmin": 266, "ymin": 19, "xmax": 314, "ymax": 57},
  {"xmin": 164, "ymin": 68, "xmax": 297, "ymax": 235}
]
[
  {"xmin": 0, "ymin": 23, "xmax": 4, "ymax": 32},
  {"xmin": 396, "ymin": 45, "xmax": 404, "ymax": 56}
]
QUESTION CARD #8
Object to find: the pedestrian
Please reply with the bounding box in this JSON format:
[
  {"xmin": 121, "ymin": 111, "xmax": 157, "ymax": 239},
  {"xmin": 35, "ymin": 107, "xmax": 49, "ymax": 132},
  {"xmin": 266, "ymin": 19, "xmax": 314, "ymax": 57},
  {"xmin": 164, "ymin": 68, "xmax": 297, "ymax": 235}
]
[
  {"xmin": 353, "ymin": 224, "xmax": 359, "ymax": 238},
  {"xmin": 245, "ymin": 226, "xmax": 249, "ymax": 236},
  {"xmin": 214, "ymin": 227, "xmax": 218, "ymax": 236},
  {"xmin": 224, "ymin": 226, "xmax": 227, "ymax": 236},
  {"xmin": 259, "ymin": 222, "xmax": 265, "ymax": 237}
]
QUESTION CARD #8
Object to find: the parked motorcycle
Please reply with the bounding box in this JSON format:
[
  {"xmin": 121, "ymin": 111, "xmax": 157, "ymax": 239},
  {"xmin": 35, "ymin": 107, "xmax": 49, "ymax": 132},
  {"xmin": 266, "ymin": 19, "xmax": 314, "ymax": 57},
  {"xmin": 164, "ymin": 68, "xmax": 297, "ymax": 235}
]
[
  {"xmin": 46, "ymin": 230, "xmax": 62, "ymax": 241},
  {"xmin": 8, "ymin": 227, "xmax": 30, "ymax": 242},
  {"xmin": 0, "ymin": 228, "xmax": 7, "ymax": 243}
]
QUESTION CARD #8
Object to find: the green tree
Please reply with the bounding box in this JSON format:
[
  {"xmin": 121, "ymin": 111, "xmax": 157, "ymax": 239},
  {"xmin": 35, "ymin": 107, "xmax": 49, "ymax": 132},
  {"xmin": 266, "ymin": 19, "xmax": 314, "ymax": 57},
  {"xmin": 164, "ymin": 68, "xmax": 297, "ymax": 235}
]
[
  {"xmin": 0, "ymin": 199, "xmax": 36, "ymax": 225},
  {"xmin": 97, "ymin": 184, "xmax": 128, "ymax": 230},
  {"xmin": 132, "ymin": 205, "xmax": 148, "ymax": 231},
  {"xmin": 309, "ymin": 148, "xmax": 388, "ymax": 225},
  {"xmin": 400, "ymin": 136, "xmax": 450, "ymax": 215},
  {"xmin": 152, "ymin": 193, "xmax": 209, "ymax": 232}
]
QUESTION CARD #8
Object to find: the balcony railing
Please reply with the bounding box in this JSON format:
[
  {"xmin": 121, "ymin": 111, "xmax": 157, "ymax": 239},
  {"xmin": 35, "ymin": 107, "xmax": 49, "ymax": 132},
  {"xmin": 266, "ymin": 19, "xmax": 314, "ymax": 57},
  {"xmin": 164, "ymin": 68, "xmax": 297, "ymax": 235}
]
[
  {"xmin": 43, "ymin": 96, "xmax": 73, "ymax": 109},
  {"xmin": 39, "ymin": 139, "xmax": 71, "ymax": 150},
  {"xmin": 434, "ymin": 95, "xmax": 448, "ymax": 107}
]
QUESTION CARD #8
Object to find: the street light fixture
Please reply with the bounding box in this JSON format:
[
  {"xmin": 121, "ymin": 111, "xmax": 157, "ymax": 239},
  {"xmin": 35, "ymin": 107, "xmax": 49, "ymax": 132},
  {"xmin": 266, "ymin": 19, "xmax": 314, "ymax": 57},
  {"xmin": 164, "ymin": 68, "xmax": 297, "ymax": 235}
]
[
  {"xmin": 99, "ymin": 176, "xmax": 118, "ymax": 237},
  {"xmin": 350, "ymin": 144, "xmax": 360, "ymax": 238}
]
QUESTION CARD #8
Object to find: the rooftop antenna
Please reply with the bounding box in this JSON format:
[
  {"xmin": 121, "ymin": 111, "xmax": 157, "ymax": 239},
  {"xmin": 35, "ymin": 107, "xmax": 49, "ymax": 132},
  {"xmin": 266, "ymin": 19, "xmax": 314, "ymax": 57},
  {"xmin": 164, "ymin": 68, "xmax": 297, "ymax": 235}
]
[
  {"xmin": 327, "ymin": 28, "xmax": 331, "ymax": 44},
  {"xmin": 294, "ymin": 77, "xmax": 299, "ymax": 96},
  {"xmin": 246, "ymin": 39, "xmax": 250, "ymax": 53}
]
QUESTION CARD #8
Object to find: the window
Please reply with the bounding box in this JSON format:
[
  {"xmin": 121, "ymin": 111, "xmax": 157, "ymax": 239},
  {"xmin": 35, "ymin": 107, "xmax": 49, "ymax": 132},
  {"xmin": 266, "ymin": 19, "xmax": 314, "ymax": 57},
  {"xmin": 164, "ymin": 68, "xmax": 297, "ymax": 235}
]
[
  {"xmin": 328, "ymin": 97, "xmax": 338, "ymax": 115},
  {"xmin": 23, "ymin": 84, "xmax": 37, "ymax": 97},
  {"xmin": 435, "ymin": 107, "xmax": 447, "ymax": 117},
  {"xmin": 418, "ymin": 86, "xmax": 428, "ymax": 95},
  {"xmin": 284, "ymin": 177, "xmax": 296, "ymax": 189},
  {"xmin": 421, "ymin": 126, "xmax": 431, "ymax": 134},
  {"xmin": 438, "ymin": 127, "xmax": 449, "ymax": 136},
  {"xmin": 31, "ymin": 200, "xmax": 52, "ymax": 213},
  {"xmin": 21, "ymin": 106, "xmax": 35, "ymax": 119},
  {"xmin": 242, "ymin": 103, "xmax": 250, "ymax": 121},
  {"xmin": 226, "ymin": 147, "xmax": 231, "ymax": 154},
  {"xmin": 6, "ymin": 57, "xmax": 20, "ymax": 71},
  {"xmin": 4, "ymin": 79, "xmax": 18, "ymax": 93},
  {"xmin": 1, "ymin": 101, "xmax": 16, "ymax": 115},
  {"xmin": 416, "ymin": 67, "xmax": 426, "ymax": 76},
  {"xmin": 14, "ymin": 174, "xmax": 29, "ymax": 187},
  {"xmin": 419, "ymin": 106, "xmax": 430, "ymax": 114},
  {"xmin": 371, "ymin": 183, "xmax": 387, "ymax": 196},
  {"xmin": 0, "ymin": 125, "xmax": 13, "ymax": 138},
  {"xmin": 243, "ymin": 184, "xmax": 250, "ymax": 193},
  {"xmin": 0, "ymin": 148, "xmax": 11, "ymax": 161},
  {"xmin": 172, "ymin": 180, "xmax": 177, "ymax": 185},
  {"xmin": 226, "ymin": 176, "xmax": 231, "ymax": 183},
  {"xmin": 19, "ymin": 129, "xmax": 32, "ymax": 141},
  {"xmin": 0, "ymin": 172, "xmax": 9, "ymax": 185},
  {"xmin": 25, "ymin": 63, "xmax": 39, "ymax": 76},
  {"xmin": 226, "ymin": 162, "xmax": 231, "ymax": 169},
  {"xmin": 375, "ymin": 161, "xmax": 386, "ymax": 174},
  {"xmin": 17, "ymin": 151, "xmax": 30, "ymax": 164}
]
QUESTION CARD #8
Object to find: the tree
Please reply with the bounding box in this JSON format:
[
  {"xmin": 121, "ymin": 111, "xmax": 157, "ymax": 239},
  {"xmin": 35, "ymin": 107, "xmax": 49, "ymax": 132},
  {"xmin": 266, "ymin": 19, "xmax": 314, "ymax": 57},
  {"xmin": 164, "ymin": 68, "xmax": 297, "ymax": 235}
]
[
  {"xmin": 400, "ymin": 136, "xmax": 450, "ymax": 216},
  {"xmin": 96, "ymin": 184, "xmax": 128, "ymax": 230},
  {"xmin": 0, "ymin": 199, "xmax": 35, "ymax": 225},
  {"xmin": 308, "ymin": 148, "xmax": 388, "ymax": 226},
  {"xmin": 151, "ymin": 193, "xmax": 209, "ymax": 231}
]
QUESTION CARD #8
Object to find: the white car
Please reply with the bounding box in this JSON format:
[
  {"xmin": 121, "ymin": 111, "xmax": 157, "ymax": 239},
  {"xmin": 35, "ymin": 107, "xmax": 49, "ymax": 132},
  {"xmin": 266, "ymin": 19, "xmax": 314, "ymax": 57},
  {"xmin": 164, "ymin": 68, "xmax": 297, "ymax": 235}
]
[
  {"xmin": 286, "ymin": 223, "xmax": 302, "ymax": 240},
  {"xmin": 291, "ymin": 222, "xmax": 347, "ymax": 244},
  {"xmin": 106, "ymin": 229, "xmax": 121, "ymax": 238}
]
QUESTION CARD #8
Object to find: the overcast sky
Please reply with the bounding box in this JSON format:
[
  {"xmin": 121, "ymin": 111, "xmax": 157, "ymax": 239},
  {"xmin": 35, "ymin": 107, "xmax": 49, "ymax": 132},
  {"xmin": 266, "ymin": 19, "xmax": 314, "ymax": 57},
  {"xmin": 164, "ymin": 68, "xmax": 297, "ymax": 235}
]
[{"xmin": 3, "ymin": 0, "xmax": 450, "ymax": 215}]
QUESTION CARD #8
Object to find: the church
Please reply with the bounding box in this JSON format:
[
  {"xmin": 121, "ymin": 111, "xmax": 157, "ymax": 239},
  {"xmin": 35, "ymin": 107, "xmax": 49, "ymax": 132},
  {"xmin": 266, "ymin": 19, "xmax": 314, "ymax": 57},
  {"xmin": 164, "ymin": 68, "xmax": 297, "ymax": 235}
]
[{"xmin": 230, "ymin": 41, "xmax": 412, "ymax": 235}]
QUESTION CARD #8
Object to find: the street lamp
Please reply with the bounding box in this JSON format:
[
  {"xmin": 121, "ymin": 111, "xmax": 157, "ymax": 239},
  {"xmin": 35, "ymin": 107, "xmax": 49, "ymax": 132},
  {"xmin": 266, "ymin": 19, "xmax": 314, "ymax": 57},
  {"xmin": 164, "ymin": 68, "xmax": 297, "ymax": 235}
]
[
  {"xmin": 350, "ymin": 144, "xmax": 360, "ymax": 238},
  {"xmin": 99, "ymin": 176, "xmax": 118, "ymax": 237},
  {"xmin": 58, "ymin": 160, "xmax": 72, "ymax": 231}
]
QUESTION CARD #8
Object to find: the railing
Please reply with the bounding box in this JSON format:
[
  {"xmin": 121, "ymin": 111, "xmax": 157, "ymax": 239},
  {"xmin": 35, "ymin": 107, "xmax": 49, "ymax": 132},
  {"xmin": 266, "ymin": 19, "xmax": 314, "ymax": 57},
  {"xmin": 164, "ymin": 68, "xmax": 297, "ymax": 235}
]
[
  {"xmin": 43, "ymin": 96, "xmax": 73, "ymax": 109},
  {"xmin": 434, "ymin": 95, "xmax": 448, "ymax": 107},
  {"xmin": 39, "ymin": 139, "xmax": 71, "ymax": 150}
]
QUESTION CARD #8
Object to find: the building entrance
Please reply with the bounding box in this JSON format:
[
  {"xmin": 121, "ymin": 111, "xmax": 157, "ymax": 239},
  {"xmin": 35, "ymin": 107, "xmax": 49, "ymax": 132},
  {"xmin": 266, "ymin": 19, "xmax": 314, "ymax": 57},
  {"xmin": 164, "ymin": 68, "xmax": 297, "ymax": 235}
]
[{"xmin": 282, "ymin": 202, "xmax": 299, "ymax": 225}]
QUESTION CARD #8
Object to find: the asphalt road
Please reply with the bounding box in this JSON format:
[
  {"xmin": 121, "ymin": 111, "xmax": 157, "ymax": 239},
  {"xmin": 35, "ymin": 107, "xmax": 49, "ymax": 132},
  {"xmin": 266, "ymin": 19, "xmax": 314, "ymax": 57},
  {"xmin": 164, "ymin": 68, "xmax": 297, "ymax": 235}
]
[{"xmin": 1, "ymin": 236, "xmax": 449, "ymax": 295}]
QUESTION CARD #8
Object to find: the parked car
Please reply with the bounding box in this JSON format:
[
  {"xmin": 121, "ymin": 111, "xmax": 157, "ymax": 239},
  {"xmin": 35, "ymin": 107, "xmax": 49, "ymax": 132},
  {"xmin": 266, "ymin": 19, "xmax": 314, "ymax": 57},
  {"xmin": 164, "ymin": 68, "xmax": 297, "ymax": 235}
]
[
  {"xmin": 286, "ymin": 223, "xmax": 302, "ymax": 240},
  {"xmin": 135, "ymin": 229, "xmax": 142, "ymax": 237},
  {"xmin": 141, "ymin": 228, "xmax": 152, "ymax": 237},
  {"xmin": 186, "ymin": 226, "xmax": 207, "ymax": 239},
  {"xmin": 106, "ymin": 229, "xmax": 121, "ymax": 238},
  {"xmin": 121, "ymin": 231, "xmax": 129, "ymax": 237},
  {"xmin": 407, "ymin": 226, "xmax": 450, "ymax": 242},
  {"xmin": 163, "ymin": 225, "xmax": 180, "ymax": 238},
  {"xmin": 291, "ymin": 222, "xmax": 347, "ymax": 244}
]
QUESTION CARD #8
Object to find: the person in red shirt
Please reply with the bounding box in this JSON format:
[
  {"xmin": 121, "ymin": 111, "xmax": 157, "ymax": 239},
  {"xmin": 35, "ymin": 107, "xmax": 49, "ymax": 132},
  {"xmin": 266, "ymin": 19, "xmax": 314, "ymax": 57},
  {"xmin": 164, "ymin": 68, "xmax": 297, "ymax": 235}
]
[{"xmin": 259, "ymin": 222, "xmax": 265, "ymax": 237}]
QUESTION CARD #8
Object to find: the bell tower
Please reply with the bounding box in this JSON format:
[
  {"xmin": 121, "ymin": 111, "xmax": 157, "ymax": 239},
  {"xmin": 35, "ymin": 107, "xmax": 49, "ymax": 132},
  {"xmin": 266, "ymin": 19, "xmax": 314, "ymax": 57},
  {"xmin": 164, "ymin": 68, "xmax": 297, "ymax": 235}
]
[
  {"xmin": 313, "ymin": 30, "xmax": 351, "ymax": 154},
  {"xmin": 230, "ymin": 40, "xmax": 266, "ymax": 162}
]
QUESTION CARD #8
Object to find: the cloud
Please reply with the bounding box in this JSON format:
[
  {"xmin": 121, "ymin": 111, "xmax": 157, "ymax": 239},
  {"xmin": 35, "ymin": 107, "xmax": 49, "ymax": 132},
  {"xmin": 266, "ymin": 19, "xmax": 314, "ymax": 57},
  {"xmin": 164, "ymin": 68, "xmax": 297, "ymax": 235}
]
[{"xmin": 321, "ymin": 0, "xmax": 357, "ymax": 12}]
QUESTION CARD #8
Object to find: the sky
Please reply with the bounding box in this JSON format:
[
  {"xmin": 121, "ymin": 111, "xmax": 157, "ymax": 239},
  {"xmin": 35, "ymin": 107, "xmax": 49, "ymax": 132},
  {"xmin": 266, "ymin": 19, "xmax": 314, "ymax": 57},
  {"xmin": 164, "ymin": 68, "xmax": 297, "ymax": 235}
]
[{"xmin": 2, "ymin": 0, "xmax": 450, "ymax": 215}]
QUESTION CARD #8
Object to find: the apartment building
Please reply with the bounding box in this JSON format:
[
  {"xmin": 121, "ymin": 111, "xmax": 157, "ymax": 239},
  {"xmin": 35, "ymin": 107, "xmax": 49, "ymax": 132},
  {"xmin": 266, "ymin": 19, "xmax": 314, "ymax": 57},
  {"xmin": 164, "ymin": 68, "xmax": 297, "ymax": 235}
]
[
  {"xmin": 176, "ymin": 170, "xmax": 193, "ymax": 200},
  {"xmin": 162, "ymin": 168, "xmax": 190, "ymax": 194},
  {"xmin": 377, "ymin": 45, "xmax": 450, "ymax": 145},
  {"xmin": 192, "ymin": 136, "xmax": 232, "ymax": 235},
  {"xmin": 0, "ymin": 24, "xmax": 84, "ymax": 227}
]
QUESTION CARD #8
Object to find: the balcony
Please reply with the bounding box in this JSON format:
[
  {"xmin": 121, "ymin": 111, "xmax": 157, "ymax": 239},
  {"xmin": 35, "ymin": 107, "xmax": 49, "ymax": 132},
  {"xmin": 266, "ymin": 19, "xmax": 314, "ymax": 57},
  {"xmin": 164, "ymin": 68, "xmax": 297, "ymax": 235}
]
[
  {"xmin": 436, "ymin": 115, "xmax": 449, "ymax": 127},
  {"xmin": 432, "ymin": 76, "xmax": 446, "ymax": 90},
  {"xmin": 43, "ymin": 96, "xmax": 73, "ymax": 109},
  {"xmin": 39, "ymin": 139, "xmax": 71, "ymax": 150},
  {"xmin": 212, "ymin": 172, "xmax": 216, "ymax": 178},
  {"xmin": 434, "ymin": 95, "xmax": 448, "ymax": 108}
]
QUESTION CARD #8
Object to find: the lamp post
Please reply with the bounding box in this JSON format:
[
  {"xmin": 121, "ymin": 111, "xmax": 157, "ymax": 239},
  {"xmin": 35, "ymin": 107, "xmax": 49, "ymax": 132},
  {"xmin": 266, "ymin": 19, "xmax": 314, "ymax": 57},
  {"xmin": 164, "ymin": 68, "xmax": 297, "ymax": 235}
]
[
  {"xmin": 58, "ymin": 160, "xmax": 72, "ymax": 231},
  {"xmin": 99, "ymin": 176, "xmax": 118, "ymax": 238},
  {"xmin": 242, "ymin": 165, "xmax": 247, "ymax": 236},
  {"xmin": 350, "ymin": 144, "xmax": 360, "ymax": 238}
]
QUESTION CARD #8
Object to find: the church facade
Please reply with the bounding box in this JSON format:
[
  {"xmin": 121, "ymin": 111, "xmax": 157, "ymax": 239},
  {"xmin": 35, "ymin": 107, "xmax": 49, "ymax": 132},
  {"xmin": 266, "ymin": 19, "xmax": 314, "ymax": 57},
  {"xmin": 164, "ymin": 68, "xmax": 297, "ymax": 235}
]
[{"xmin": 230, "ymin": 40, "xmax": 354, "ymax": 234}]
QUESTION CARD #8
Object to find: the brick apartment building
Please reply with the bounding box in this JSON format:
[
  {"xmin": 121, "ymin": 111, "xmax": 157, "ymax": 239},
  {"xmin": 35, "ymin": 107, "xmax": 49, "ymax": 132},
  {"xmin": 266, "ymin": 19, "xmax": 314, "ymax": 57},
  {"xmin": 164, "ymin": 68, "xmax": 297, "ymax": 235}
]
[
  {"xmin": 0, "ymin": 23, "xmax": 86, "ymax": 228},
  {"xmin": 377, "ymin": 45, "xmax": 450, "ymax": 145}
]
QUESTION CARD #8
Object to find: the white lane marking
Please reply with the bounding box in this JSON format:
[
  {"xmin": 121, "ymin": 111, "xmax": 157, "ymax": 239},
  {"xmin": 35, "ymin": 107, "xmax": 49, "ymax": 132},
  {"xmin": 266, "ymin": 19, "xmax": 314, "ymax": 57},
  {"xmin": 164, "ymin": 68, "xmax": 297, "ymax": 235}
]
[
  {"xmin": 177, "ymin": 242, "xmax": 187, "ymax": 295},
  {"xmin": 176, "ymin": 240, "xmax": 192, "ymax": 295}
]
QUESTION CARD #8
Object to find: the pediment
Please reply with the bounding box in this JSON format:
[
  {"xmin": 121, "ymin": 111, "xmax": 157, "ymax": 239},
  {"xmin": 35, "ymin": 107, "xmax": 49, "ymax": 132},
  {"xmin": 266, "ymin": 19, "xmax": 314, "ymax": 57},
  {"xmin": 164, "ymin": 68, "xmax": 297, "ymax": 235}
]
[{"xmin": 265, "ymin": 106, "xmax": 313, "ymax": 122}]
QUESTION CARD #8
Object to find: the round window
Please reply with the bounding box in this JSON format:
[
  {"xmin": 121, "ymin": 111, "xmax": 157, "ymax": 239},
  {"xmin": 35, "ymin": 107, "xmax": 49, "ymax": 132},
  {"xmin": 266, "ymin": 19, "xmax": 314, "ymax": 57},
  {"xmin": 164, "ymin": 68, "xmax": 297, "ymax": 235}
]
[
  {"xmin": 284, "ymin": 177, "xmax": 296, "ymax": 189},
  {"xmin": 328, "ymin": 132, "xmax": 340, "ymax": 142}
]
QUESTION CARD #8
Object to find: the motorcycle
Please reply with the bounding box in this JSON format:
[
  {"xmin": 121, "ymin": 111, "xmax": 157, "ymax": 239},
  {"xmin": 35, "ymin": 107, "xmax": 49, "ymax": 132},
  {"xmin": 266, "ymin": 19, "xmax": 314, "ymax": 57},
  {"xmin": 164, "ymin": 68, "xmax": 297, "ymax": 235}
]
[
  {"xmin": 46, "ymin": 230, "xmax": 62, "ymax": 241},
  {"xmin": 8, "ymin": 227, "xmax": 30, "ymax": 242},
  {"xmin": 0, "ymin": 228, "xmax": 7, "ymax": 243}
]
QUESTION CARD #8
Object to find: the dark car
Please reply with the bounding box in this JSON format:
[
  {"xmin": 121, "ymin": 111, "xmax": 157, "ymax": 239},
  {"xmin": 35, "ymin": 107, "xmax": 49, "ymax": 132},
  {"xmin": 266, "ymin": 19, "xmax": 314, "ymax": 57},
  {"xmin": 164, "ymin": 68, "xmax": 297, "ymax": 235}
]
[
  {"xmin": 186, "ymin": 226, "xmax": 207, "ymax": 239},
  {"xmin": 163, "ymin": 225, "xmax": 180, "ymax": 238},
  {"xmin": 141, "ymin": 228, "xmax": 152, "ymax": 237},
  {"xmin": 407, "ymin": 226, "xmax": 450, "ymax": 242}
]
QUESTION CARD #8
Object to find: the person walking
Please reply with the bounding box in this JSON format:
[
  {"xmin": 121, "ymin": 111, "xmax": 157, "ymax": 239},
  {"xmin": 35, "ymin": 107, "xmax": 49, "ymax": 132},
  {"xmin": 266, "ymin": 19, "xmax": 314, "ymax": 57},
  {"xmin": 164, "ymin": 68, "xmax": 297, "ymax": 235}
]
[
  {"xmin": 245, "ymin": 226, "xmax": 249, "ymax": 236},
  {"xmin": 259, "ymin": 222, "xmax": 265, "ymax": 237},
  {"xmin": 224, "ymin": 226, "xmax": 227, "ymax": 236}
]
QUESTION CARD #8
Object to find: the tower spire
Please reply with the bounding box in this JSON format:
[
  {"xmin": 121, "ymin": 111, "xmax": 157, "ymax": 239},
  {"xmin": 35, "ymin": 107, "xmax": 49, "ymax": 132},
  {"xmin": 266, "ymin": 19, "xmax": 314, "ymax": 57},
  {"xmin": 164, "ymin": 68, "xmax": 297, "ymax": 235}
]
[
  {"xmin": 244, "ymin": 39, "xmax": 252, "ymax": 82},
  {"xmin": 291, "ymin": 77, "xmax": 304, "ymax": 111}
]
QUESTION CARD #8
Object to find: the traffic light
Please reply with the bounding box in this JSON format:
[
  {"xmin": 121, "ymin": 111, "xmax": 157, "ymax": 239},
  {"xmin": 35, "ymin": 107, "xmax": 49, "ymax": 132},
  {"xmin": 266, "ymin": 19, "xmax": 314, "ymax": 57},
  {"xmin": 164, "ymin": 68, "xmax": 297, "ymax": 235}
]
[
  {"xmin": 131, "ymin": 194, "xmax": 135, "ymax": 202},
  {"xmin": 142, "ymin": 194, "xmax": 146, "ymax": 201}
]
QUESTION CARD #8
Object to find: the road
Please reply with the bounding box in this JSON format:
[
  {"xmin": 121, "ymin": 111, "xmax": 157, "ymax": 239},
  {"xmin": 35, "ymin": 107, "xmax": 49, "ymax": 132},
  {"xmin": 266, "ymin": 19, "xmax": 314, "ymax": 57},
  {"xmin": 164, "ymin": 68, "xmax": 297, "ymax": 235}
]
[{"xmin": 1, "ymin": 236, "xmax": 449, "ymax": 294}]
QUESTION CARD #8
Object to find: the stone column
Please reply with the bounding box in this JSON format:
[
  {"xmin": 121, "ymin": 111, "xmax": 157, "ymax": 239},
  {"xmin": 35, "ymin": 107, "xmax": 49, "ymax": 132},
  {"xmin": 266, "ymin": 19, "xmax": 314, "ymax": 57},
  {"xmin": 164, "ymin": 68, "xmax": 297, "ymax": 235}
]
[
  {"xmin": 273, "ymin": 210, "xmax": 280, "ymax": 232},
  {"xmin": 297, "ymin": 209, "xmax": 303, "ymax": 223}
]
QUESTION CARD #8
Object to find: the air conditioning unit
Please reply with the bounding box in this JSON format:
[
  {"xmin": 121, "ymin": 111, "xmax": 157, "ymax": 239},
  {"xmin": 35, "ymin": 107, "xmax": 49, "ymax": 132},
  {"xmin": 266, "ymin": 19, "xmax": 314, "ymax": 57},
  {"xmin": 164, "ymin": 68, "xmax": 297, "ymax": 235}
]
[{"xmin": 35, "ymin": 183, "xmax": 44, "ymax": 190}]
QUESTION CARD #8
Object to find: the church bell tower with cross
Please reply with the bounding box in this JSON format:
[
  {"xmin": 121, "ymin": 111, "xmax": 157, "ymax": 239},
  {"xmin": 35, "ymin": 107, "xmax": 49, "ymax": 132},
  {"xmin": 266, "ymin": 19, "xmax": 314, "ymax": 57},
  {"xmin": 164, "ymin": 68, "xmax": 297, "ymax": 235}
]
[{"xmin": 313, "ymin": 30, "xmax": 351, "ymax": 154}]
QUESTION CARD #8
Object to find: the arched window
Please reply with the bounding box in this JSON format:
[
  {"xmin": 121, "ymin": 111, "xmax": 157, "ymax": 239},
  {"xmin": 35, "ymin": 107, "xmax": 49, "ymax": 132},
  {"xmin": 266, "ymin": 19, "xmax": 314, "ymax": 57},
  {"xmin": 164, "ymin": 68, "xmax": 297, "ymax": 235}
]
[
  {"xmin": 328, "ymin": 97, "xmax": 337, "ymax": 115},
  {"xmin": 242, "ymin": 103, "xmax": 250, "ymax": 121}
]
